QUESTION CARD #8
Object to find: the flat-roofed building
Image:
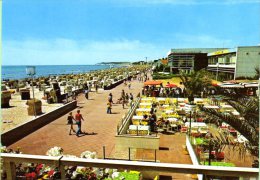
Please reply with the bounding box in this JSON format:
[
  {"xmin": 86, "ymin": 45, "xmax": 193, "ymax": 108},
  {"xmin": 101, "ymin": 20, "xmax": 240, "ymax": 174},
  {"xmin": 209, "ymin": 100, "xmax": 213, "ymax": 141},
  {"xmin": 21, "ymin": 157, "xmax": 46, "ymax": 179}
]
[
  {"xmin": 207, "ymin": 46, "xmax": 260, "ymax": 80},
  {"xmin": 168, "ymin": 48, "xmax": 225, "ymax": 74}
]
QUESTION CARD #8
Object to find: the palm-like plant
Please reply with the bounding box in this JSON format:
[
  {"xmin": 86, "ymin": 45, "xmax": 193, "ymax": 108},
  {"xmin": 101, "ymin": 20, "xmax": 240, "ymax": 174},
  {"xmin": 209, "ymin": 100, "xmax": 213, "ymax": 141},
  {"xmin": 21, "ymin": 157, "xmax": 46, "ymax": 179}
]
[
  {"xmin": 200, "ymin": 96, "xmax": 259, "ymax": 157},
  {"xmin": 180, "ymin": 69, "xmax": 212, "ymax": 103}
]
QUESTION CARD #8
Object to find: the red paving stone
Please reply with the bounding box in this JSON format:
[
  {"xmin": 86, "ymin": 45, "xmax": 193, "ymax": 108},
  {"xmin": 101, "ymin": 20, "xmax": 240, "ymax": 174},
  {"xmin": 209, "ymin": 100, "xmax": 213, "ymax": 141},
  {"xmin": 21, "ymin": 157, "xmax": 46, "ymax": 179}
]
[
  {"xmin": 7, "ymin": 76, "xmax": 194, "ymax": 179},
  {"xmin": 8, "ymin": 80, "xmax": 144, "ymax": 157}
]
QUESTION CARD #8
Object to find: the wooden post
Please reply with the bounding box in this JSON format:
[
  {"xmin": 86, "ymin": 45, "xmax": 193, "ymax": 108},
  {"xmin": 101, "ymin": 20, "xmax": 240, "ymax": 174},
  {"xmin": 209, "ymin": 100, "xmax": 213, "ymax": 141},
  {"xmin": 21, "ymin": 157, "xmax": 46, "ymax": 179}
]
[
  {"xmin": 208, "ymin": 140, "xmax": 212, "ymax": 166},
  {"xmin": 4, "ymin": 161, "xmax": 16, "ymax": 180},
  {"xmin": 60, "ymin": 165, "xmax": 66, "ymax": 180}
]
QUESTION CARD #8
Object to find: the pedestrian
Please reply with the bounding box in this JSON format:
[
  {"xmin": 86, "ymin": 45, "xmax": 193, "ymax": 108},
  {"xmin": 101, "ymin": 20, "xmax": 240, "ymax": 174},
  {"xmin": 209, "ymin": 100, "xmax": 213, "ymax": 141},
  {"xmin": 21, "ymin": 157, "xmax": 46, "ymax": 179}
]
[
  {"xmin": 108, "ymin": 93, "xmax": 113, "ymax": 104},
  {"xmin": 95, "ymin": 83, "xmax": 98, "ymax": 93},
  {"xmin": 129, "ymin": 93, "xmax": 133, "ymax": 101},
  {"xmin": 121, "ymin": 90, "xmax": 125, "ymax": 108},
  {"xmin": 84, "ymin": 87, "xmax": 89, "ymax": 99},
  {"xmin": 125, "ymin": 93, "xmax": 129, "ymax": 106},
  {"xmin": 107, "ymin": 101, "xmax": 112, "ymax": 114},
  {"xmin": 128, "ymin": 82, "xmax": 131, "ymax": 89},
  {"xmin": 75, "ymin": 110, "xmax": 84, "ymax": 137},
  {"xmin": 67, "ymin": 112, "xmax": 76, "ymax": 135}
]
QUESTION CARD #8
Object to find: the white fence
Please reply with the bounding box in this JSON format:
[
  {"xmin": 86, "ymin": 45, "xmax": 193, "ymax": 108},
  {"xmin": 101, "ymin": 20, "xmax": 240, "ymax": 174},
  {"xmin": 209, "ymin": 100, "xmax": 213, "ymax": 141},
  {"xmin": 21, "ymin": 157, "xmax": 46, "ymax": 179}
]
[{"xmin": 1, "ymin": 153, "xmax": 258, "ymax": 180}]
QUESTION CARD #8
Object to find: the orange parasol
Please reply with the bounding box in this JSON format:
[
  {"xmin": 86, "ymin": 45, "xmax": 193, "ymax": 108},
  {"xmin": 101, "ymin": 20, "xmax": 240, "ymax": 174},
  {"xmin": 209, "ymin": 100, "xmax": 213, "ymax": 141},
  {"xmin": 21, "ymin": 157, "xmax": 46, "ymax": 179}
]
[
  {"xmin": 165, "ymin": 84, "xmax": 178, "ymax": 88},
  {"xmin": 144, "ymin": 80, "xmax": 163, "ymax": 86}
]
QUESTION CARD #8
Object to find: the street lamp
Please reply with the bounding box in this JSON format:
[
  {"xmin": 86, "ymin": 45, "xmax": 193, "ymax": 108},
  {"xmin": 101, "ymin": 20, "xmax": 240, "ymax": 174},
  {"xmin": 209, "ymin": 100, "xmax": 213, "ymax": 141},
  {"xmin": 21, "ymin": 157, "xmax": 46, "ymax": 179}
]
[
  {"xmin": 189, "ymin": 110, "xmax": 192, "ymax": 137},
  {"xmin": 26, "ymin": 66, "xmax": 36, "ymax": 117},
  {"xmin": 215, "ymin": 62, "xmax": 219, "ymax": 81}
]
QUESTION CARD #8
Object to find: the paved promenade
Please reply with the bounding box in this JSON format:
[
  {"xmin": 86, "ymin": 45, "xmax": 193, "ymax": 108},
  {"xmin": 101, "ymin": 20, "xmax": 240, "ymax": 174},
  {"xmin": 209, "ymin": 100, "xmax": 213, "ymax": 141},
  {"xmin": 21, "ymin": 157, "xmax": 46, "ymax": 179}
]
[{"xmin": 8, "ymin": 78, "xmax": 193, "ymax": 179}]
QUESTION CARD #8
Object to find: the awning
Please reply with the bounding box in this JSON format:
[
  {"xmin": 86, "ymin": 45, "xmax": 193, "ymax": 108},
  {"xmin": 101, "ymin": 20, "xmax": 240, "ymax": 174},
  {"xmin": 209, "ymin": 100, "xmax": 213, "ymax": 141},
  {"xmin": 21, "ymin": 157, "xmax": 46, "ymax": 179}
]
[
  {"xmin": 165, "ymin": 84, "xmax": 178, "ymax": 88},
  {"xmin": 144, "ymin": 80, "xmax": 163, "ymax": 86},
  {"xmin": 219, "ymin": 84, "xmax": 244, "ymax": 88}
]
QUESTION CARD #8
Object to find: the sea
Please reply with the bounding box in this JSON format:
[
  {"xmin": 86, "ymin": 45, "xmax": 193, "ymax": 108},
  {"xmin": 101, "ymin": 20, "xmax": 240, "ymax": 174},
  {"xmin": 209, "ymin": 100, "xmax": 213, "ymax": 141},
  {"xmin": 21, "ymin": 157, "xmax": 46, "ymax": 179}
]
[{"xmin": 1, "ymin": 65, "xmax": 112, "ymax": 80}]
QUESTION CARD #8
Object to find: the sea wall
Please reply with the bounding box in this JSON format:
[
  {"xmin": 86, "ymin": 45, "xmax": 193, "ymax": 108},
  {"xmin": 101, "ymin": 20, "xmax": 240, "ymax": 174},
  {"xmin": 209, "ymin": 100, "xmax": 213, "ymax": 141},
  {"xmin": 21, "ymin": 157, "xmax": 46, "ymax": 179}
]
[
  {"xmin": 1, "ymin": 101, "xmax": 77, "ymax": 146},
  {"xmin": 104, "ymin": 76, "xmax": 132, "ymax": 90}
]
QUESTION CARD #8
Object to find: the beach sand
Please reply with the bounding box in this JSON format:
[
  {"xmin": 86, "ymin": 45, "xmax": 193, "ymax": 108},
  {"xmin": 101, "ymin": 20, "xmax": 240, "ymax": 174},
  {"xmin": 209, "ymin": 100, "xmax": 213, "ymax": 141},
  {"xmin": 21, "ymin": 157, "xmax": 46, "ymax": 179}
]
[{"xmin": 1, "ymin": 87, "xmax": 65, "ymax": 133}]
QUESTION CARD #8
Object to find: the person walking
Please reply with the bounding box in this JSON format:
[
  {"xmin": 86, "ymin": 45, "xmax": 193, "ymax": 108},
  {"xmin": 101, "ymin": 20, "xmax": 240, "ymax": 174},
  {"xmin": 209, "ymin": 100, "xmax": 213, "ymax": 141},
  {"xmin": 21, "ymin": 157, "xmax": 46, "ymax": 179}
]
[
  {"xmin": 67, "ymin": 112, "xmax": 76, "ymax": 135},
  {"xmin": 121, "ymin": 90, "xmax": 125, "ymax": 109},
  {"xmin": 95, "ymin": 83, "xmax": 98, "ymax": 93},
  {"xmin": 107, "ymin": 101, "xmax": 112, "ymax": 114},
  {"xmin": 84, "ymin": 86, "xmax": 89, "ymax": 99},
  {"xmin": 108, "ymin": 93, "xmax": 113, "ymax": 104},
  {"xmin": 75, "ymin": 110, "xmax": 84, "ymax": 137},
  {"xmin": 128, "ymin": 82, "xmax": 131, "ymax": 89}
]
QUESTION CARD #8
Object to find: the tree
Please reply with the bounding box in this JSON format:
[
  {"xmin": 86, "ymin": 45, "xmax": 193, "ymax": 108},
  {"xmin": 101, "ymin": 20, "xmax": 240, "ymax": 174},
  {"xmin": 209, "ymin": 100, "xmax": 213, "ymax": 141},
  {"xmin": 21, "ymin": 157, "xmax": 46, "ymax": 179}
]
[
  {"xmin": 179, "ymin": 69, "xmax": 212, "ymax": 103},
  {"xmin": 200, "ymin": 96, "xmax": 259, "ymax": 157}
]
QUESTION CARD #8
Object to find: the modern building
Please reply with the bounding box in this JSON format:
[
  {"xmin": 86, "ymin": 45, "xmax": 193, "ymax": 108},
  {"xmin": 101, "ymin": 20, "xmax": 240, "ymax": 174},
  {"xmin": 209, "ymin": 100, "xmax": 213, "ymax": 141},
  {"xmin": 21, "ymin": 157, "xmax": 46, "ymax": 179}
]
[
  {"xmin": 168, "ymin": 48, "xmax": 225, "ymax": 74},
  {"xmin": 207, "ymin": 46, "xmax": 260, "ymax": 80}
]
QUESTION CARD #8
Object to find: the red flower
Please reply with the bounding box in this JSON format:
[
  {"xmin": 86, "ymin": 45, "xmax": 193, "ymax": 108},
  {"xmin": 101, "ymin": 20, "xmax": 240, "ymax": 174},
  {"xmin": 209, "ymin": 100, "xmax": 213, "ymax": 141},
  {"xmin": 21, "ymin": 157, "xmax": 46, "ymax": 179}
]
[
  {"xmin": 48, "ymin": 170, "xmax": 55, "ymax": 176},
  {"xmin": 25, "ymin": 172, "xmax": 37, "ymax": 179}
]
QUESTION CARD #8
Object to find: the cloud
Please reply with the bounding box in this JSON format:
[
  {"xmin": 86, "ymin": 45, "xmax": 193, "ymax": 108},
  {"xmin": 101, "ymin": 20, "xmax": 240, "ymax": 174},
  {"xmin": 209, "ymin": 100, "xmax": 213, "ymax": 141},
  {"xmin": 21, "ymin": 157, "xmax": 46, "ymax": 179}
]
[
  {"xmin": 3, "ymin": 39, "xmax": 168, "ymax": 65},
  {"xmin": 170, "ymin": 33, "xmax": 234, "ymax": 48},
  {"xmin": 2, "ymin": 34, "xmax": 238, "ymax": 65}
]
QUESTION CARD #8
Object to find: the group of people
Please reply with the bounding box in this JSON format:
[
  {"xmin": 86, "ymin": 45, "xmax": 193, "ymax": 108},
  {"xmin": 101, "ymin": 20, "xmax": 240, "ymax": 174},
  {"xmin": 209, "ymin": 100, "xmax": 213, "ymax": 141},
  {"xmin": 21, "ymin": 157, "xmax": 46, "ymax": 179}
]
[
  {"xmin": 106, "ymin": 91, "xmax": 134, "ymax": 114},
  {"xmin": 83, "ymin": 81, "xmax": 100, "ymax": 100},
  {"xmin": 67, "ymin": 110, "xmax": 85, "ymax": 137},
  {"xmin": 119, "ymin": 90, "xmax": 134, "ymax": 109}
]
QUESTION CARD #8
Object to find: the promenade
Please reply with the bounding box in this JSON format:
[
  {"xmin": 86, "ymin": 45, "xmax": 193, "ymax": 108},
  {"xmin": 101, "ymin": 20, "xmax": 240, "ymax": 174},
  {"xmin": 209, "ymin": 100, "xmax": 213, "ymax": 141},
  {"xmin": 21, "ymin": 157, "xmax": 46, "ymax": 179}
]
[{"xmin": 7, "ymin": 77, "xmax": 193, "ymax": 179}]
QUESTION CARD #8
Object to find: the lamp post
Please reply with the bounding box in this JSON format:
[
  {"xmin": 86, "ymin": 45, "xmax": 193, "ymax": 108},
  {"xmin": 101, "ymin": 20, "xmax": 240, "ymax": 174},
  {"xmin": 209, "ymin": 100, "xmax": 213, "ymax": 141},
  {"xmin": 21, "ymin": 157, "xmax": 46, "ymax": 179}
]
[
  {"xmin": 26, "ymin": 66, "xmax": 36, "ymax": 118},
  {"xmin": 216, "ymin": 62, "xmax": 219, "ymax": 81},
  {"xmin": 189, "ymin": 110, "xmax": 192, "ymax": 137}
]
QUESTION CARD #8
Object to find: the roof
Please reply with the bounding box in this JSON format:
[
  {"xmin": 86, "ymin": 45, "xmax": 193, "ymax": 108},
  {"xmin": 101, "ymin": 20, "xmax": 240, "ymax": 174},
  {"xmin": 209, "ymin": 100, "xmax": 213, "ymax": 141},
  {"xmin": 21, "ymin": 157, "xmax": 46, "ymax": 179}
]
[{"xmin": 170, "ymin": 48, "xmax": 226, "ymax": 54}]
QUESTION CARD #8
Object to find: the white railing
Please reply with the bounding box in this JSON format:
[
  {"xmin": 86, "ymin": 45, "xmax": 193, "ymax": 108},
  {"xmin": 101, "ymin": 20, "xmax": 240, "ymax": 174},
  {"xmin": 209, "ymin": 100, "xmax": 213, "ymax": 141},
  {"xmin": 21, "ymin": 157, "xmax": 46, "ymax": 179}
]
[
  {"xmin": 117, "ymin": 97, "xmax": 141, "ymax": 135},
  {"xmin": 1, "ymin": 153, "xmax": 258, "ymax": 180}
]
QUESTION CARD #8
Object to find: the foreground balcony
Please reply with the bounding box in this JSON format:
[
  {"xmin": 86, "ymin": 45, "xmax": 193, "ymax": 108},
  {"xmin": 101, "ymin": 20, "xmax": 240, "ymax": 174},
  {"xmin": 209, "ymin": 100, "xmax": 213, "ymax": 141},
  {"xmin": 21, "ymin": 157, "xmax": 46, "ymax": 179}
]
[{"xmin": 1, "ymin": 153, "xmax": 258, "ymax": 180}]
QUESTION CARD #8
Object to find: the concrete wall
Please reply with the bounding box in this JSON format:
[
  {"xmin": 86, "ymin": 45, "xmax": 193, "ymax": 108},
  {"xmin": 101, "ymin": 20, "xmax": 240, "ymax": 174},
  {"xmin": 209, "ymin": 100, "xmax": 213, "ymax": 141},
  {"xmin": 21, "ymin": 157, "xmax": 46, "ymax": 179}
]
[
  {"xmin": 1, "ymin": 101, "xmax": 77, "ymax": 146},
  {"xmin": 236, "ymin": 46, "xmax": 260, "ymax": 78},
  {"xmin": 115, "ymin": 135, "xmax": 160, "ymax": 150}
]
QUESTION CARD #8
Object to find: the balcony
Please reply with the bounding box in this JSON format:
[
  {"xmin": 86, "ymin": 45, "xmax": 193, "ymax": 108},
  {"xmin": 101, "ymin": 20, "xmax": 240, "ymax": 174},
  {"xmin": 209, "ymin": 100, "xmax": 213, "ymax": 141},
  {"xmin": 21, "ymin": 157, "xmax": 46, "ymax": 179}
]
[
  {"xmin": 1, "ymin": 150, "xmax": 258, "ymax": 180},
  {"xmin": 208, "ymin": 63, "xmax": 236, "ymax": 68}
]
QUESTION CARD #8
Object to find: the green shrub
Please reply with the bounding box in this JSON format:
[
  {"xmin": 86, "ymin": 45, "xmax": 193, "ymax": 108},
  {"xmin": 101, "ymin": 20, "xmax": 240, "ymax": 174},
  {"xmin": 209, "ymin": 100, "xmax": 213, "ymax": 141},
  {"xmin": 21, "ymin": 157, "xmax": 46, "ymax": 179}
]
[
  {"xmin": 201, "ymin": 161, "xmax": 235, "ymax": 167},
  {"xmin": 152, "ymin": 73, "xmax": 179, "ymax": 80}
]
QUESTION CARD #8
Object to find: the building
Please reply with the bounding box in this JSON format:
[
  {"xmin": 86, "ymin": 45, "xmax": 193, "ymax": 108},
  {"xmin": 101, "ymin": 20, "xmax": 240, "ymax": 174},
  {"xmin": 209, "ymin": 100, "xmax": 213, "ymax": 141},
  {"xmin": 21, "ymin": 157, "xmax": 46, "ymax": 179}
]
[
  {"xmin": 168, "ymin": 48, "xmax": 225, "ymax": 74},
  {"xmin": 207, "ymin": 46, "xmax": 260, "ymax": 80}
]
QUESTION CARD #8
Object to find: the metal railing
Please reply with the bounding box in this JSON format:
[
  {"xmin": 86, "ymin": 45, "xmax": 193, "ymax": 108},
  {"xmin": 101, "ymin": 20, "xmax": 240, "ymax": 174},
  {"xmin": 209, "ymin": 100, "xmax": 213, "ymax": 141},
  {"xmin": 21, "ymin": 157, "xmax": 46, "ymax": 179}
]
[
  {"xmin": 1, "ymin": 153, "xmax": 258, "ymax": 180},
  {"xmin": 117, "ymin": 97, "xmax": 141, "ymax": 135}
]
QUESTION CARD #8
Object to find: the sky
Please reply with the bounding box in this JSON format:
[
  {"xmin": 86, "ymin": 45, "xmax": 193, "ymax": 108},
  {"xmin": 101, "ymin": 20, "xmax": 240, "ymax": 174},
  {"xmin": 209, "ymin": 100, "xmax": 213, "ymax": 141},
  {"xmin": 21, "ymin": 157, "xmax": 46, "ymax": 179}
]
[{"xmin": 2, "ymin": 0, "xmax": 260, "ymax": 65}]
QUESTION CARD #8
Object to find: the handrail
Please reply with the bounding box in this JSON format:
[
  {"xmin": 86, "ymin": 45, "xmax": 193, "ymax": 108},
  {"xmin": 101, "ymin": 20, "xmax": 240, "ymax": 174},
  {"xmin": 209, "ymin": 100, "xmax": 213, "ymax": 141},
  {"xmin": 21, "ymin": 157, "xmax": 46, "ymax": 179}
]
[
  {"xmin": 117, "ymin": 97, "xmax": 141, "ymax": 135},
  {"xmin": 1, "ymin": 153, "xmax": 258, "ymax": 178}
]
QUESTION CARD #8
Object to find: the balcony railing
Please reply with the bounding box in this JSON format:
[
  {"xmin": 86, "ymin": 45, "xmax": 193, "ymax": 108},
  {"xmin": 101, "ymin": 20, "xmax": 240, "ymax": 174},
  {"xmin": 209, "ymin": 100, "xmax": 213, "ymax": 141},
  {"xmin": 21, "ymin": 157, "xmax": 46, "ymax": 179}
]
[{"xmin": 1, "ymin": 153, "xmax": 258, "ymax": 179}]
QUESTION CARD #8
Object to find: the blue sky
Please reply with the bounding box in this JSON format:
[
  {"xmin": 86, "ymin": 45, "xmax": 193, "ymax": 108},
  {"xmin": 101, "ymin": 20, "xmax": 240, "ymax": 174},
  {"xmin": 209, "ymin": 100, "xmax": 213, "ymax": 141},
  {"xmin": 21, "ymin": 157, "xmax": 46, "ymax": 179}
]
[{"xmin": 3, "ymin": 0, "xmax": 260, "ymax": 65}]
